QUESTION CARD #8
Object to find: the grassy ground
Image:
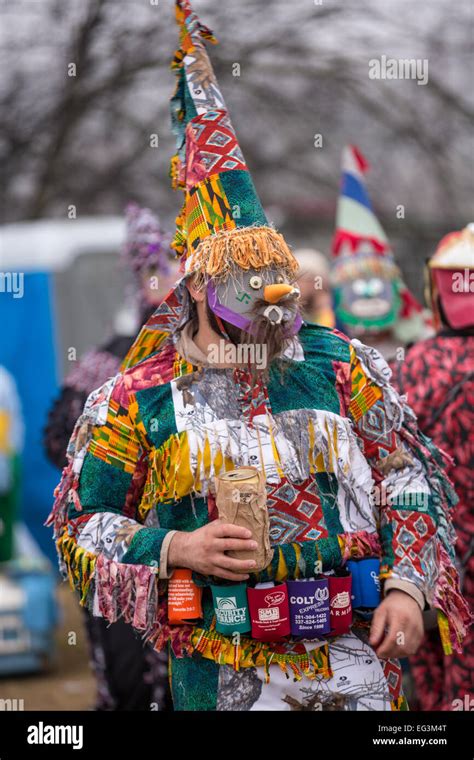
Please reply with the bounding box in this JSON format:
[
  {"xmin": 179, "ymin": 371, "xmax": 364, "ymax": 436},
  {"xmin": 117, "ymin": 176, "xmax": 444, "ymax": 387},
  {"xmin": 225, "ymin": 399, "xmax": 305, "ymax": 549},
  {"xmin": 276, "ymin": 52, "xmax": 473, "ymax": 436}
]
[{"xmin": 0, "ymin": 584, "xmax": 95, "ymax": 711}]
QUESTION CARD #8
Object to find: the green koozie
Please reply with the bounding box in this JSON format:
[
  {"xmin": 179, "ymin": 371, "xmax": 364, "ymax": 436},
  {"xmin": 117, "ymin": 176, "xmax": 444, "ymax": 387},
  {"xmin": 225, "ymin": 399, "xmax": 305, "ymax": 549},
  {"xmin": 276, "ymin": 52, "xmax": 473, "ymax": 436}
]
[{"xmin": 211, "ymin": 583, "xmax": 251, "ymax": 634}]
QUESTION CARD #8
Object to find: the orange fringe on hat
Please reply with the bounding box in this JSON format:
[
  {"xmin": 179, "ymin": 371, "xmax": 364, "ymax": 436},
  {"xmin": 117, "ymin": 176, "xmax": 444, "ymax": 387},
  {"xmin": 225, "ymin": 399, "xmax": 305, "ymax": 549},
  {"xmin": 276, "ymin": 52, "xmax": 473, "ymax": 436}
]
[{"xmin": 187, "ymin": 225, "xmax": 299, "ymax": 287}]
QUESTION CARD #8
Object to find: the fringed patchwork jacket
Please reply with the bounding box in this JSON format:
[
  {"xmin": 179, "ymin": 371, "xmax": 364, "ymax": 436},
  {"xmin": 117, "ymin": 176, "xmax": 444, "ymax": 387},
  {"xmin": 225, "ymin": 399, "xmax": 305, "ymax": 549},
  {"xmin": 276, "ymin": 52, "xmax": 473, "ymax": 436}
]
[{"xmin": 48, "ymin": 323, "xmax": 471, "ymax": 680}]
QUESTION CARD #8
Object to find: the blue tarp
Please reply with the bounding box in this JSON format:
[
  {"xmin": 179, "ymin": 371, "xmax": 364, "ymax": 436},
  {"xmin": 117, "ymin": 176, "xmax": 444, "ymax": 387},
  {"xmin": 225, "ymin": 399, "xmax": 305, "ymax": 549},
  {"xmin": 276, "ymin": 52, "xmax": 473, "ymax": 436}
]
[{"xmin": 1, "ymin": 272, "xmax": 60, "ymax": 564}]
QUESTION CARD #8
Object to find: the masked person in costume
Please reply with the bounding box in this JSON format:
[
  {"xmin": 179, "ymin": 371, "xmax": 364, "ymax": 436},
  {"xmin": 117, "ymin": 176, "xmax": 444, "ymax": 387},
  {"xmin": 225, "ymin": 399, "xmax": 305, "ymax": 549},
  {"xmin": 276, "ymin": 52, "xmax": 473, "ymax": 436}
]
[
  {"xmin": 331, "ymin": 146, "xmax": 432, "ymax": 361},
  {"xmin": 44, "ymin": 205, "xmax": 176, "ymax": 711},
  {"xmin": 44, "ymin": 203, "xmax": 176, "ymax": 473},
  {"xmin": 391, "ymin": 225, "xmax": 474, "ymax": 711},
  {"xmin": 293, "ymin": 249, "xmax": 335, "ymax": 328},
  {"xmin": 48, "ymin": 0, "xmax": 470, "ymax": 712}
]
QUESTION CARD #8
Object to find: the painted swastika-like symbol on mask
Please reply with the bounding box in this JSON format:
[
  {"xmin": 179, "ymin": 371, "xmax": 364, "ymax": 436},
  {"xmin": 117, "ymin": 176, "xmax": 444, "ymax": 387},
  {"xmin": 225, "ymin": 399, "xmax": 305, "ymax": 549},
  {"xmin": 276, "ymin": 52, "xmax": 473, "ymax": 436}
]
[{"xmin": 236, "ymin": 291, "xmax": 251, "ymax": 303}]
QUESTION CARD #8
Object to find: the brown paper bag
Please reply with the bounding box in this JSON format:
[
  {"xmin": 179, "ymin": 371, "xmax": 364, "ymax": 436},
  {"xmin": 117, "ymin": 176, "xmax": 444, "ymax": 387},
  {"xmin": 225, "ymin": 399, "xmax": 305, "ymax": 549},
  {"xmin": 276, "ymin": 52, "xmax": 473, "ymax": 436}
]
[{"xmin": 215, "ymin": 467, "xmax": 273, "ymax": 572}]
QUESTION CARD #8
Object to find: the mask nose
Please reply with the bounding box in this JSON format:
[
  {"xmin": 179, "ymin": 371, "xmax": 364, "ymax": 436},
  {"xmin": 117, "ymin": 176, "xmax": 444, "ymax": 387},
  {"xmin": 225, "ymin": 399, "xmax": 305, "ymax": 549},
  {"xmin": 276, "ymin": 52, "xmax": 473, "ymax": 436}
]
[{"xmin": 263, "ymin": 283, "xmax": 296, "ymax": 304}]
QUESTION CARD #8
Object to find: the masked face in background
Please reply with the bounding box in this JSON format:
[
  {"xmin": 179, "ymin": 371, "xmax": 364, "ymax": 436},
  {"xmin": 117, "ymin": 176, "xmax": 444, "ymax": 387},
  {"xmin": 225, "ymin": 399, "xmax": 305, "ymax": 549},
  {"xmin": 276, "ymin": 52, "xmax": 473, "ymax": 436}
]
[
  {"xmin": 207, "ymin": 266, "xmax": 302, "ymax": 336},
  {"xmin": 332, "ymin": 253, "xmax": 400, "ymax": 335},
  {"xmin": 335, "ymin": 276, "xmax": 400, "ymax": 332}
]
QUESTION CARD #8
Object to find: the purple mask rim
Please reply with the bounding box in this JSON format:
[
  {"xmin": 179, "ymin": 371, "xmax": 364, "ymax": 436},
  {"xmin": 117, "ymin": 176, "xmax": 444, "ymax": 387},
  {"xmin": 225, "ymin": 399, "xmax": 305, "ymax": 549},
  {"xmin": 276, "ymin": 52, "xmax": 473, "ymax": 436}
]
[{"xmin": 207, "ymin": 281, "xmax": 303, "ymax": 337}]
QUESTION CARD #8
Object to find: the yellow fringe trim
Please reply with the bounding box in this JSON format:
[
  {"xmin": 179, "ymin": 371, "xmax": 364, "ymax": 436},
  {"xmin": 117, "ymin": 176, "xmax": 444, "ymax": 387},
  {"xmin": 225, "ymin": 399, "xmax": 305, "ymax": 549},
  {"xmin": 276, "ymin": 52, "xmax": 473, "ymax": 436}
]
[
  {"xmin": 169, "ymin": 154, "xmax": 183, "ymax": 191},
  {"xmin": 57, "ymin": 532, "xmax": 97, "ymax": 606},
  {"xmin": 188, "ymin": 226, "xmax": 299, "ymax": 287},
  {"xmin": 190, "ymin": 627, "xmax": 332, "ymax": 683},
  {"xmin": 138, "ymin": 432, "xmax": 243, "ymax": 516},
  {"xmin": 138, "ymin": 416, "xmax": 334, "ymax": 516},
  {"xmin": 437, "ymin": 609, "xmax": 453, "ymax": 655},
  {"xmin": 391, "ymin": 695, "xmax": 408, "ymax": 711}
]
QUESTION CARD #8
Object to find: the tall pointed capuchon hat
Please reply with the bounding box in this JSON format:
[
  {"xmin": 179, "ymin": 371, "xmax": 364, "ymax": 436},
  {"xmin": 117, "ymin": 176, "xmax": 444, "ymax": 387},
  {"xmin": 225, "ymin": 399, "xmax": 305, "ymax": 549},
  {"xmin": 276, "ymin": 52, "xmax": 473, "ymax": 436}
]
[
  {"xmin": 331, "ymin": 144, "xmax": 429, "ymax": 340},
  {"xmin": 122, "ymin": 0, "xmax": 298, "ymax": 370},
  {"xmin": 332, "ymin": 145, "xmax": 390, "ymax": 258}
]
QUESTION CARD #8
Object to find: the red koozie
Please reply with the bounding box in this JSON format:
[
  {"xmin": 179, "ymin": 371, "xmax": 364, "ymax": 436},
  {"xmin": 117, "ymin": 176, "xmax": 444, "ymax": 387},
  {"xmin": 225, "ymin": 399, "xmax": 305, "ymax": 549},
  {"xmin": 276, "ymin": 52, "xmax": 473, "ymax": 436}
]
[
  {"xmin": 247, "ymin": 583, "xmax": 291, "ymax": 641},
  {"xmin": 329, "ymin": 574, "xmax": 352, "ymax": 634}
]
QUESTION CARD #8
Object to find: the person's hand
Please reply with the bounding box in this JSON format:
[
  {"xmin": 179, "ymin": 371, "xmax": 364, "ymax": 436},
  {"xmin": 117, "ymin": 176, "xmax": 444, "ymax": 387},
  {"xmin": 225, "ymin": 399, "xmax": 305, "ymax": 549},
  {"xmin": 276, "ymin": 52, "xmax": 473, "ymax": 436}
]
[
  {"xmin": 369, "ymin": 589, "xmax": 424, "ymax": 659},
  {"xmin": 168, "ymin": 520, "xmax": 258, "ymax": 581}
]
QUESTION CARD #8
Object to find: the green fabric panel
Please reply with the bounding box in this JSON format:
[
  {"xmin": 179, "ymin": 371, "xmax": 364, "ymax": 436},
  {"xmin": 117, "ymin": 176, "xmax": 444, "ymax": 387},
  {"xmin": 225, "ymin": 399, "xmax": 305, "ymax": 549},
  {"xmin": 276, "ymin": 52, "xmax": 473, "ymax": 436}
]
[
  {"xmin": 389, "ymin": 493, "xmax": 431, "ymax": 511},
  {"xmin": 0, "ymin": 454, "xmax": 20, "ymax": 562},
  {"xmin": 299, "ymin": 323, "xmax": 351, "ymax": 362},
  {"xmin": 268, "ymin": 362, "xmax": 340, "ymax": 414},
  {"xmin": 201, "ymin": 589, "xmax": 216, "ymax": 629},
  {"xmin": 76, "ymin": 453, "xmax": 132, "ymax": 514},
  {"xmin": 219, "ymin": 169, "xmax": 267, "ymax": 227},
  {"xmin": 316, "ymin": 472, "xmax": 344, "ymax": 534},
  {"xmin": 425, "ymin": 493, "xmax": 443, "ymax": 526},
  {"xmin": 254, "ymin": 534, "xmax": 343, "ymax": 582},
  {"xmin": 282, "ymin": 542, "xmax": 298, "ymax": 578},
  {"xmin": 135, "ymin": 383, "xmax": 177, "ymax": 450},
  {"xmin": 157, "ymin": 495, "xmax": 208, "ymax": 532},
  {"xmin": 169, "ymin": 649, "xmax": 219, "ymax": 711},
  {"xmin": 268, "ymin": 324, "xmax": 350, "ymax": 415},
  {"xmin": 304, "ymin": 535, "xmax": 342, "ymax": 571},
  {"xmin": 183, "ymin": 80, "xmax": 198, "ymax": 125},
  {"xmin": 170, "ymin": 69, "xmax": 197, "ymax": 150},
  {"xmin": 121, "ymin": 526, "xmax": 170, "ymax": 566},
  {"xmin": 380, "ymin": 522, "xmax": 395, "ymax": 570},
  {"xmin": 298, "ymin": 540, "xmax": 321, "ymax": 574}
]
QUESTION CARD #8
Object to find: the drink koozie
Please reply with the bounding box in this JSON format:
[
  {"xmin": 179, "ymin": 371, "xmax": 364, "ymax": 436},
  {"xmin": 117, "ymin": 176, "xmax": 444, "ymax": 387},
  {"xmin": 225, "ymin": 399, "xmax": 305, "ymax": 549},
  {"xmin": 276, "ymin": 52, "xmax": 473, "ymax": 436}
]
[
  {"xmin": 168, "ymin": 569, "xmax": 203, "ymax": 624},
  {"xmin": 247, "ymin": 583, "xmax": 291, "ymax": 641},
  {"xmin": 346, "ymin": 560, "xmax": 361, "ymax": 607},
  {"xmin": 329, "ymin": 573, "xmax": 352, "ymax": 634},
  {"xmin": 346, "ymin": 559, "xmax": 381, "ymax": 609},
  {"xmin": 211, "ymin": 583, "xmax": 251, "ymax": 634},
  {"xmin": 358, "ymin": 558, "xmax": 381, "ymax": 607},
  {"xmin": 287, "ymin": 578, "xmax": 331, "ymax": 637},
  {"xmin": 215, "ymin": 467, "xmax": 273, "ymax": 572}
]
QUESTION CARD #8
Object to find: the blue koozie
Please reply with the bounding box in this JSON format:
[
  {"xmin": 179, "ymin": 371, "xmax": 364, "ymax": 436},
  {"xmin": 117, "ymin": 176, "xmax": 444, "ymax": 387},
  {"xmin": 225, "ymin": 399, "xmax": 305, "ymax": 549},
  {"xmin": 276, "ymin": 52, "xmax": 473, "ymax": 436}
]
[
  {"xmin": 358, "ymin": 558, "xmax": 381, "ymax": 607},
  {"xmin": 346, "ymin": 560, "xmax": 361, "ymax": 607},
  {"xmin": 346, "ymin": 559, "xmax": 381, "ymax": 608}
]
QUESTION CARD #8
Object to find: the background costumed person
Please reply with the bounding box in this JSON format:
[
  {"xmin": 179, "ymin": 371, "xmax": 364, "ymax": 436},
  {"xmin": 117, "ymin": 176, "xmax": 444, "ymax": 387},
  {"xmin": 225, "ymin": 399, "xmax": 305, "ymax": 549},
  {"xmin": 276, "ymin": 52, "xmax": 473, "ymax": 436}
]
[
  {"xmin": 44, "ymin": 204, "xmax": 176, "ymax": 711},
  {"xmin": 44, "ymin": 203, "xmax": 176, "ymax": 473},
  {"xmin": 331, "ymin": 145, "xmax": 432, "ymax": 361},
  {"xmin": 293, "ymin": 248, "xmax": 335, "ymax": 328},
  {"xmin": 48, "ymin": 0, "xmax": 470, "ymax": 711},
  {"xmin": 391, "ymin": 224, "xmax": 474, "ymax": 711}
]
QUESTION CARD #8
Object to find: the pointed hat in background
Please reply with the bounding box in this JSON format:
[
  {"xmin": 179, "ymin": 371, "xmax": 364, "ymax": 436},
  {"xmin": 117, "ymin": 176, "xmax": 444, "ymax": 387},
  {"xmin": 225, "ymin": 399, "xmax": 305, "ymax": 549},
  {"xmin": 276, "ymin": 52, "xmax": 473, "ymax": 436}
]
[
  {"xmin": 331, "ymin": 145, "xmax": 431, "ymax": 341},
  {"xmin": 332, "ymin": 144, "xmax": 390, "ymax": 258}
]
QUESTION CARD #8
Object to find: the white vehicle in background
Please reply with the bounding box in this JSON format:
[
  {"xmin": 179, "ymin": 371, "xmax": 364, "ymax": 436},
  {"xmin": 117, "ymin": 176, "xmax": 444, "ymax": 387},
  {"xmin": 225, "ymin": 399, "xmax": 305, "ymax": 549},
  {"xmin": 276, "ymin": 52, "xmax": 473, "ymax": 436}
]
[{"xmin": 0, "ymin": 525, "xmax": 57, "ymax": 675}]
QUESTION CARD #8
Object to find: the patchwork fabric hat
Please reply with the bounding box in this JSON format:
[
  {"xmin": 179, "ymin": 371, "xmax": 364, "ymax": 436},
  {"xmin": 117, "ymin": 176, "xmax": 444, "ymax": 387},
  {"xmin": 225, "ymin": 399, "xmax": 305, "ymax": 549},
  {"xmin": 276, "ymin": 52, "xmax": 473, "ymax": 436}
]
[
  {"xmin": 169, "ymin": 0, "xmax": 298, "ymax": 281},
  {"xmin": 427, "ymin": 223, "xmax": 474, "ymax": 331},
  {"xmin": 122, "ymin": 0, "xmax": 299, "ymax": 370},
  {"xmin": 331, "ymin": 145, "xmax": 427, "ymax": 339}
]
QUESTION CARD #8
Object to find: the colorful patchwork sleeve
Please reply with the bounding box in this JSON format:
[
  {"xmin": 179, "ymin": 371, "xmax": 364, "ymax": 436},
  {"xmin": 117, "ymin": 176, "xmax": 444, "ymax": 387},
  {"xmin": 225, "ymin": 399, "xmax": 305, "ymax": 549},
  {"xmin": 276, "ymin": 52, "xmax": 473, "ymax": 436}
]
[
  {"xmin": 43, "ymin": 348, "xmax": 123, "ymax": 470},
  {"xmin": 47, "ymin": 372, "xmax": 171, "ymax": 637},
  {"xmin": 348, "ymin": 339, "xmax": 471, "ymax": 654}
]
